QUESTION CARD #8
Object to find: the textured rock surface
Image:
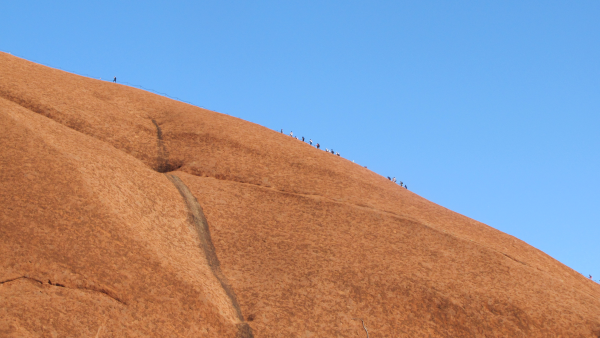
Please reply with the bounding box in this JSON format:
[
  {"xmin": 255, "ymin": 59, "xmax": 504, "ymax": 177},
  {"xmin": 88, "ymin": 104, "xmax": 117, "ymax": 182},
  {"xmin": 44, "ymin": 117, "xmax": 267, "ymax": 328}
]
[{"xmin": 1, "ymin": 52, "xmax": 599, "ymax": 337}]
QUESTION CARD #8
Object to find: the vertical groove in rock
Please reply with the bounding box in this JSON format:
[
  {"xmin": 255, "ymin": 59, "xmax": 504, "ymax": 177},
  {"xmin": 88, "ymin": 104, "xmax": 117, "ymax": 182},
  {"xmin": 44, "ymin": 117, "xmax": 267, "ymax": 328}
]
[
  {"xmin": 151, "ymin": 119, "xmax": 169, "ymax": 173},
  {"xmin": 166, "ymin": 174, "xmax": 254, "ymax": 338}
]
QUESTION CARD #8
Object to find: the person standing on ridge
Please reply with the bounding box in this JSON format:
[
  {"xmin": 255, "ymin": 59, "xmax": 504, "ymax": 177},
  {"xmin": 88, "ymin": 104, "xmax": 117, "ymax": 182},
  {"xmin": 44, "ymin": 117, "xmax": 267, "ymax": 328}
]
[
  {"xmin": 113, "ymin": 76, "xmax": 117, "ymax": 83},
  {"xmin": 309, "ymin": 139, "xmax": 313, "ymax": 145},
  {"xmin": 302, "ymin": 136, "xmax": 305, "ymax": 142},
  {"xmin": 280, "ymin": 129, "xmax": 283, "ymax": 133},
  {"xmin": 316, "ymin": 143, "xmax": 320, "ymax": 149},
  {"xmin": 392, "ymin": 177, "xmax": 396, "ymax": 183},
  {"xmin": 290, "ymin": 131, "xmax": 293, "ymax": 137},
  {"xmin": 405, "ymin": 185, "xmax": 408, "ymax": 190},
  {"xmin": 400, "ymin": 181, "xmax": 403, "ymax": 187}
]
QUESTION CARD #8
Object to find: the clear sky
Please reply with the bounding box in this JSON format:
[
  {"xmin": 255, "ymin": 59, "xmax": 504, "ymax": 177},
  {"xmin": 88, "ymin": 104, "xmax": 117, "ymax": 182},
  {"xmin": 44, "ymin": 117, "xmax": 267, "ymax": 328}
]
[{"xmin": 2, "ymin": 1, "xmax": 598, "ymax": 280}]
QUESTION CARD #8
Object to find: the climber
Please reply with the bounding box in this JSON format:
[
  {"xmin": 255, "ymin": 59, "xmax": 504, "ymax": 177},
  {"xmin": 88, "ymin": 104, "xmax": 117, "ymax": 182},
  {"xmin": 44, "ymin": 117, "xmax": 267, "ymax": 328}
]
[
  {"xmin": 302, "ymin": 136, "xmax": 305, "ymax": 142},
  {"xmin": 113, "ymin": 76, "xmax": 117, "ymax": 83},
  {"xmin": 290, "ymin": 131, "xmax": 293, "ymax": 137},
  {"xmin": 309, "ymin": 139, "xmax": 313, "ymax": 145},
  {"xmin": 392, "ymin": 177, "xmax": 396, "ymax": 183},
  {"xmin": 316, "ymin": 143, "xmax": 320, "ymax": 149}
]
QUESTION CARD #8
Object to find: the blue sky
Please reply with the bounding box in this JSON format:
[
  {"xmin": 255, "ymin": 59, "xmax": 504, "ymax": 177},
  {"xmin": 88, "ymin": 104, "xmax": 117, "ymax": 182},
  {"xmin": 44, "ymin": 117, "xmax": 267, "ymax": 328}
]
[{"xmin": 2, "ymin": 1, "xmax": 598, "ymax": 279}]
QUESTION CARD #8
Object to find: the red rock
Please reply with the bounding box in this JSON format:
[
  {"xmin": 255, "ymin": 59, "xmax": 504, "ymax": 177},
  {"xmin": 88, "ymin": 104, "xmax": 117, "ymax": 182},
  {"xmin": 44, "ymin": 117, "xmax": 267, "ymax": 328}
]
[{"xmin": 1, "ymin": 52, "xmax": 598, "ymax": 337}]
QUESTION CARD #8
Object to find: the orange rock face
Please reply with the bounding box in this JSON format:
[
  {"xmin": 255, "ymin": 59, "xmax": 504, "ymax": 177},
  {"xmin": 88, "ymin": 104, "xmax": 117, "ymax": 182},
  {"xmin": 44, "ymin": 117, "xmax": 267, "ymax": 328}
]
[{"xmin": 1, "ymin": 52, "xmax": 599, "ymax": 337}]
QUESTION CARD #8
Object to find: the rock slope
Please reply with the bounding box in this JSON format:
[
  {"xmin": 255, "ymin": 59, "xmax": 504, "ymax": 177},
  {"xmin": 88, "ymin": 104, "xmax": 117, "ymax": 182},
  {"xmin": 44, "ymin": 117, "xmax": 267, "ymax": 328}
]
[{"xmin": 1, "ymin": 52, "xmax": 599, "ymax": 337}]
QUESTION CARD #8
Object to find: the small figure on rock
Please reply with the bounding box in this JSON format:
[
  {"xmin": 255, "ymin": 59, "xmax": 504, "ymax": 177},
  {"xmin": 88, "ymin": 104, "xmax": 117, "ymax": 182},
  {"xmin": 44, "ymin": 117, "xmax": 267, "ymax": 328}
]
[
  {"xmin": 113, "ymin": 76, "xmax": 117, "ymax": 83},
  {"xmin": 317, "ymin": 143, "xmax": 320, "ymax": 149},
  {"xmin": 302, "ymin": 136, "xmax": 305, "ymax": 142},
  {"xmin": 309, "ymin": 139, "xmax": 313, "ymax": 145}
]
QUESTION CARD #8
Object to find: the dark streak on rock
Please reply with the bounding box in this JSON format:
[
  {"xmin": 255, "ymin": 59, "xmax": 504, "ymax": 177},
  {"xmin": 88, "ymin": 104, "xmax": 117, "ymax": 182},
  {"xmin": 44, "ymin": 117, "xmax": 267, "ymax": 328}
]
[
  {"xmin": 236, "ymin": 323, "xmax": 254, "ymax": 338},
  {"xmin": 151, "ymin": 119, "xmax": 182, "ymax": 173},
  {"xmin": 501, "ymin": 253, "xmax": 528, "ymax": 266},
  {"xmin": 0, "ymin": 89, "xmax": 92, "ymax": 135},
  {"xmin": 152, "ymin": 119, "xmax": 169, "ymax": 173},
  {"xmin": 166, "ymin": 174, "xmax": 254, "ymax": 338},
  {"xmin": 0, "ymin": 276, "xmax": 43, "ymax": 285},
  {"xmin": 0, "ymin": 276, "xmax": 126, "ymax": 305},
  {"xmin": 48, "ymin": 279, "xmax": 65, "ymax": 287}
]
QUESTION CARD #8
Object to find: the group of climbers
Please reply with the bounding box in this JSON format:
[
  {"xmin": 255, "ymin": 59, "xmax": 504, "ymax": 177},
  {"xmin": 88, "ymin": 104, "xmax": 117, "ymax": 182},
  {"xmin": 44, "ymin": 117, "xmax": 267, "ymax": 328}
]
[
  {"xmin": 281, "ymin": 129, "xmax": 408, "ymax": 190},
  {"xmin": 283, "ymin": 129, "xmax": 326, "ymax": 154},
  {"xmin": 387, "ymin": 176, "xmax": 407, "ymax": 189},
  {"xmin": 283, "ymin": 129, "xmax": 342, "ymax": 157}
]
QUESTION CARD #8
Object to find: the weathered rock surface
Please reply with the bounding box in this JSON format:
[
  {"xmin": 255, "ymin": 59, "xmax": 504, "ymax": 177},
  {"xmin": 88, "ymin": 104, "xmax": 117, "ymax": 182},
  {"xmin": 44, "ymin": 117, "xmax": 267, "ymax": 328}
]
[{"xmin": 1, "ymin": 52, "xmax": 599, "ymax": 337}]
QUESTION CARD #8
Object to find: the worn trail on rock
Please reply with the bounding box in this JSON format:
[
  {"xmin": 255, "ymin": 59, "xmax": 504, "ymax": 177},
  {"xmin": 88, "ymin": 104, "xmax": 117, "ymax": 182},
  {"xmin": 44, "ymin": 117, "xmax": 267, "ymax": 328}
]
[{"xmin": 166, "ymin": 174, "xmax": 254, "ymax": 338}]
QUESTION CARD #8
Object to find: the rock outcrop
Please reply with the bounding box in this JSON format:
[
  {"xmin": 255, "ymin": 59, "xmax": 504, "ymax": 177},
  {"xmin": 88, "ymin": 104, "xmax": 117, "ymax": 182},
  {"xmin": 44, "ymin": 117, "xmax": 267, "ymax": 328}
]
[{"xmin": 1, "ymin": 52, "xmax": 599, "ymax": 337}]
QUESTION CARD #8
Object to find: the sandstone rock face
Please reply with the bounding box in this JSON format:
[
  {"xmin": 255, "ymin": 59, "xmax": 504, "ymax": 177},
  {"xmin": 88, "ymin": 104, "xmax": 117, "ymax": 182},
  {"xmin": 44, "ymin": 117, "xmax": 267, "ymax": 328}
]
[{"xmin": 1, "ymin": 52, "xmax": 599, "ymax": 337}]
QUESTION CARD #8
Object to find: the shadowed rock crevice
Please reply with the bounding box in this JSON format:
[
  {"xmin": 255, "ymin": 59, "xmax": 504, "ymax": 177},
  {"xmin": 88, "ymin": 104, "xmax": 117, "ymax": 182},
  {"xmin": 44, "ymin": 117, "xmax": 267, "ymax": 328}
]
[
  {"xmin": 166, "ymin": 174, "xmax": 254, "ymax": 338},
  {"xmin": 151, "ymin": 119, "xmax": 182, "ymax": 173},
  {"xmin": 0, "ymin": 89, "xmax": 94, "ymax": 137},
  {"xmin": 0, "ymin": 276, "xmax": 126, "ymax": 305}
]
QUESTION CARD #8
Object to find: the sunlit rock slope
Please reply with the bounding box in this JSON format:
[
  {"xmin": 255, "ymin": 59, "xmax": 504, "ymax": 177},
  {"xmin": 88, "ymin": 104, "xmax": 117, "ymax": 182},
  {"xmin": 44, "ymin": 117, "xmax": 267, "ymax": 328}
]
[{"xmin": 1, "ymin": 52, "xmax": 599, "ymax": 337}]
